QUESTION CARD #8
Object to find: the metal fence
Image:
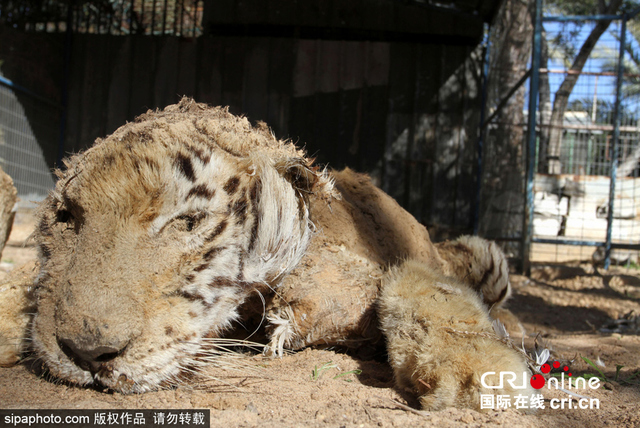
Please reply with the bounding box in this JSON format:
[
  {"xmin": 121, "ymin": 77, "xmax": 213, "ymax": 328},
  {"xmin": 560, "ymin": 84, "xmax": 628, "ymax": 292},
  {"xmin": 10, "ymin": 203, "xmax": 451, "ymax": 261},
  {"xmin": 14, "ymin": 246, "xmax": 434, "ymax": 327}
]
[
  {"xmin": 478, "ymin": 2, "xmax": 640, "ymax": 272},
  {"xmin": 0, "ymin": 77, "xmax": 59, "ymax": 203},
  {"xmin": 524, "ymin": 4, "xmax": 640, "ymax": 271},
  {"xmin": 0, "ymin": 0, "xmax": 203, "ymax": 203},
  {"xmin": 4, "ymin": 0, "xmax": 640, "ymax": 271},
  {"xmin": 0, "ymin": 0, "xmax": 204, "ymax": 37}
]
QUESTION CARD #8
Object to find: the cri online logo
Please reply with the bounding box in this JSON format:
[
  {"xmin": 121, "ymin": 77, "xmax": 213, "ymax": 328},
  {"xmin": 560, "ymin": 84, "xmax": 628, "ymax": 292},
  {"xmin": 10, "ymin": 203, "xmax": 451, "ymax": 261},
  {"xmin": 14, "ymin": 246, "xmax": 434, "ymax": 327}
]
[
  {"xmin": 480, "ymin": 359, "xmax": 601, "ymax": 411},
  {"xmin": 530, "ymin": 361, "xmax": 569, "ymax": 389},
  {"xmin": 481, "ymin": 360, "xmax": 600, "ymax": 391}
]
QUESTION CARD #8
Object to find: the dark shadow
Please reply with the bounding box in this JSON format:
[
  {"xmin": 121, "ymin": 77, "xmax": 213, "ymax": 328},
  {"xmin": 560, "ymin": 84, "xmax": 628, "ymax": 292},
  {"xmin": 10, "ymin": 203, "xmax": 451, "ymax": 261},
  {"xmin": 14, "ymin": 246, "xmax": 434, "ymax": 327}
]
[
  {"xmin": 530, "ymin": 263, "xmax": 592, "ymax": 282},
  {"xmin": 605, "ymin": 273, "xmax": 640, "ymax": 287},
  {"xmin": 354, "ymin": 358, "xmax": 395, "ymax": 389},
  {"xmin": 22, "ymin": 351, "xmax": 119, "ymax": 394},
  {"xmin": 349, "ymin": 349, "xmax": 427, "ymax": 409},
  {"xmin": 530, "ymin": 263, "xmax": 640, "ymax": 303},
  {"xmin": 528, "ymin": 277, "xmax": 640, "ymax": 306},
  {"xmin": 508, "ymin": 293, "xmax": 614, "ymax": 333}
]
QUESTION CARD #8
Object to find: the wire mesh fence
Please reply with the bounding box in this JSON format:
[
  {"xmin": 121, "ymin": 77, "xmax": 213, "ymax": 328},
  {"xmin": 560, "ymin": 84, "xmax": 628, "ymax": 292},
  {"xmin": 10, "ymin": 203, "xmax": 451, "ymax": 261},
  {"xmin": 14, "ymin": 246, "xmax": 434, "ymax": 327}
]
[
  {"xmin": 479, "ymin": 8, "xmax": 640, "ymax": 271},
  {"xmin": 539, "ymin": 23, "xmax": 633, "ymax": 177},
  {"xmin": 531, "ymin": 17, "xmax": 640, "ymax": 268},
  {"xmin": 0, "ymin": 0, "xmax": 204, "ymax": 202},
  {"xmin": 0, "ymin": 80, "xmax": 59, "ymax": 203},
  {"xmin": 0, "ymin": 0, "xmax": 204, "ymax": 37}
]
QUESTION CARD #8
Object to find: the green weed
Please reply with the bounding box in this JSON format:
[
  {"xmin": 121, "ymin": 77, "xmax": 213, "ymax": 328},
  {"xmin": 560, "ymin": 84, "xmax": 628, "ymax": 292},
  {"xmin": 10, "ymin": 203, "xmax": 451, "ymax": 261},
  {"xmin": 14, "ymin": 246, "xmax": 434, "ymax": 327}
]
[
  {"xmin": 311, "ymin": 361, "xmax": 337, "ymax": 381},
  {"xmin": 576, "ymin": 356, "xmax": 640, "ymax": 385},
  {"xmin": 310, "ymin": 361, "xmax": 362, "ymax": 382},
  {"xmin": 332, "ymin": 370, "xmax": 363, "ymax": 382}
]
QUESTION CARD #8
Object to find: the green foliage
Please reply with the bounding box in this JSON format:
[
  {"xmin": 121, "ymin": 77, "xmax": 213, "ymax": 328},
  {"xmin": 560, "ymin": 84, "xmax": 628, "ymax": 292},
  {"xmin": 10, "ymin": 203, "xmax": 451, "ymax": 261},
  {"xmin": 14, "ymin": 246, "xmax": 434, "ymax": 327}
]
[
  {"xmin": 310, "ymin": 361, "xmax": 362, "ymax": 382},
  {"xmin": 580, "ymin": 356, "xmax": 608, "ymax": 381},
  {"xmin": 332, "ymin": 370, "xmax": 363, "ymax": 382},
  {"xmin": 544, "ymin": 0, "xmax": 640, "ymax": 67},
  {"xmin": 578, "ymin": 356, "xmax": 640, "ymax": 385},
  {"xmin": 546, "ymin": 0, "xmax": 640, "ymax": 16},
  {"xmin": 624, "ymin": 259, "xmax": 640, "ymax": 269},
  {"xmin": 598, "ymin": 19, "xmax": 640, "ymax": 97},
  {"xmin": 311, "ymin": 361, "xmax": 338, "ymax": 380},
  {"xmin": 566, "ymin": 98, "xmax": 639, "ymax": 123}
]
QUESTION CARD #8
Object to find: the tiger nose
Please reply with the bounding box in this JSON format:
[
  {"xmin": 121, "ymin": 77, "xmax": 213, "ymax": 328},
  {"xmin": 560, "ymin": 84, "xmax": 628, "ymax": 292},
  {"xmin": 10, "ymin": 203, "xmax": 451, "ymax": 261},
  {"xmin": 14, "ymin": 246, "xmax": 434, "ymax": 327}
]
[{"xmin": 58, "ymin": 331, "xmax": 128, "ymax": 371}]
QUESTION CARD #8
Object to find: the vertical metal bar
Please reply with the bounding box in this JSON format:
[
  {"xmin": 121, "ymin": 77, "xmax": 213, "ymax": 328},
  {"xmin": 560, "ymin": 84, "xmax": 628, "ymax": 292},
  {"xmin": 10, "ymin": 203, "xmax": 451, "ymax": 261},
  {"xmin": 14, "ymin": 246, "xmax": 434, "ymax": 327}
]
[
  {"xmin": 108, "ymin": 0, "xmax": 115, "ymax": 34},
  {"xmin": 192, "ymin": 0, "xmax": 198, "ymax": 37},
  {"xmin": 174, "ymin": 0, "xmax": 179, "ymax": 35},
  {"xmin": 151, "ymin": 0, "xmax": 157, "ymax": 35},
  {"xmin": 83, "ymin": 2, "xmax": 88, "ymax": 33},
  {"xmin": 129, "ymin": 0, "xmax": 134, "ymax": 34},
  {"xmin": 120, "ymin": 0, "xmax": 126, "ymax": 34},
  {"xmin": 605, "ymin": 17, "xmax": 627, "ymax": 270},
  {"xmin": 140, "ymin": 0, "xmax": 145, "ymax": 34},
  {"xmin": 474, "ymin": 26, "xmax": 491, "ymax": 236},
  {"xmin": 57, "ymin": 0, "xmax": 74, "ymax": 167},
  {"xmin": 97, "ymin": 1, "xmax": 103, "ymax": 33},
  {"xmin": 75, "ymin": 1, "xmax": 81, "ymax": 32},
  {"xmin": 162, "ymin": 0, "xmax": 168, "ymax": 35},
  {"xmin": 522, "ymin": 0, "xmax": 543, "ymax": 275},
  {"xmin": 180, "ymin": 0, "xmax": 185, "ymax": 36}
]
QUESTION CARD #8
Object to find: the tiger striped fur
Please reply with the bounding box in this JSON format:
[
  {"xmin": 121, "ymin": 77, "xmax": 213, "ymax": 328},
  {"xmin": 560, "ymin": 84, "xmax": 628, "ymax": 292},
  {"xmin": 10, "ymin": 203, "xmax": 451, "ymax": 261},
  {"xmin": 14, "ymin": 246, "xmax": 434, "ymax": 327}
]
[{"xmin": 0, "ymin": 99, "xmax": 530, "ymax": 408}]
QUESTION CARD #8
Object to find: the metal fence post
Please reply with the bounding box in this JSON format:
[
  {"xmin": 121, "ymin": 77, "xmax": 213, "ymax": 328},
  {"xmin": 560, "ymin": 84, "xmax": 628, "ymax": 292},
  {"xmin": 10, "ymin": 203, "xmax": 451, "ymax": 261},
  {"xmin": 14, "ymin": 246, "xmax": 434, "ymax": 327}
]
[
  {"xmin": 474, "ymin": 27, "xmax": 492, "ymax": 236},
  {"xmin": 605, "ymin": 15, "xmax": 627, "ymax": 270},
  {"xmin": 57, "ymin": 0, "xmax": 74, "ymax": 167},
  {"xmin": 522, "ymin": 0, "xmax": 542, "ymax": 275}
]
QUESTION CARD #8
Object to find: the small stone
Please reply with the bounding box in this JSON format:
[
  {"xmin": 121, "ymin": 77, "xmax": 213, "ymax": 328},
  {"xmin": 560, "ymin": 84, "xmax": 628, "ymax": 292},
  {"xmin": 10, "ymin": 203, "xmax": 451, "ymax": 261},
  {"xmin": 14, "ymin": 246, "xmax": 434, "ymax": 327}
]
[{"xmin": 459, "ymin": 414, "xmax": 474, "ymax": 423}]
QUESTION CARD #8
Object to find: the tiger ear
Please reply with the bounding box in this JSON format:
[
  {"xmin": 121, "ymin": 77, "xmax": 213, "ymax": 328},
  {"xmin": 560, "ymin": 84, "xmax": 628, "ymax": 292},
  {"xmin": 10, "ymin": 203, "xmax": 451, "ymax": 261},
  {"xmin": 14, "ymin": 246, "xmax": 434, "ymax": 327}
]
[{"xmin": 274, "ymin": 159, "xmax": 320, "ymax": 195}]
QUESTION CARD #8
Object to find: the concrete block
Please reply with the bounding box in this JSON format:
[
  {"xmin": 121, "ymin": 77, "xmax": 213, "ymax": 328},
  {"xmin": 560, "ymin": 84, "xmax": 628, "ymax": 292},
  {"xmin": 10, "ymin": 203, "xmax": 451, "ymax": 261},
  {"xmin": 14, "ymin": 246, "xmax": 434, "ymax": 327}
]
[
  {"xmin": 564, "ymin": 217, "xmax": 607, "ymax": 240},
  {"xmin": 533, "ymin": 215, "xmax": 561, "ymax": 236}
]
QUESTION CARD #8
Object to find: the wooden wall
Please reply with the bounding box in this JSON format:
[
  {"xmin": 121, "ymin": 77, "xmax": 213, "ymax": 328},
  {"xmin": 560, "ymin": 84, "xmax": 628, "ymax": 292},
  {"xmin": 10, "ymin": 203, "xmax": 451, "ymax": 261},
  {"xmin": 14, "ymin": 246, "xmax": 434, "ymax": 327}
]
[{"xmin": 1, "ymin": 25, "xmax": 483, "ymax": 235}]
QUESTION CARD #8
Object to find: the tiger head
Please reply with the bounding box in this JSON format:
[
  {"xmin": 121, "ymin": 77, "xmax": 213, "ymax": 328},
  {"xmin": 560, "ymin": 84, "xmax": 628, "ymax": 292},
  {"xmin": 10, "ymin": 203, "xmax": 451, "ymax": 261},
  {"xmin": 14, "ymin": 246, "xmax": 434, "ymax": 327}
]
[{"xmin": 31, "ymin": 99, "xmax": 333, "ymax": 393}]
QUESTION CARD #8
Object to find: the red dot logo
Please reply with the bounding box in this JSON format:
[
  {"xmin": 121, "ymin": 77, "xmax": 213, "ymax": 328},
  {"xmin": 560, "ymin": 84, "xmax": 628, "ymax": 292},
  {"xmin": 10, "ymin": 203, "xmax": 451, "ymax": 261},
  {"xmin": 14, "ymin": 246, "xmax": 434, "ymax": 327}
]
[
  {"xmin": 553, "ymin": 361, "xmax": 560, "ymax": 369},
  {"xmin": 530, "ymin": 374, "xmax": 546, "ymax": 389},
  {"xmin": 540, "ymin": 363, "xmax": 551, "ymax": 374}
]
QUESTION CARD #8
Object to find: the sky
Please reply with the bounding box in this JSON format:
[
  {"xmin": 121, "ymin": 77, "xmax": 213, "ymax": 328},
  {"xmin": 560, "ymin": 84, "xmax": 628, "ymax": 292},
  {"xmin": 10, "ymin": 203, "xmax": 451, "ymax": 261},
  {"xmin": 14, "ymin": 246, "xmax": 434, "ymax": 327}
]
[{"xmin": 542, "ymin": 19, "xmax": 640, "ymax": 121}]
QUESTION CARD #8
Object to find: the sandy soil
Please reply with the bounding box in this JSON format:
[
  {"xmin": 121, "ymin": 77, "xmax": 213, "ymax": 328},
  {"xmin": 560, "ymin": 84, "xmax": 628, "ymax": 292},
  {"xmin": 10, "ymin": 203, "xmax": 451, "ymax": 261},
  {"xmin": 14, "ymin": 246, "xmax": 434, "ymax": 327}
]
[{"xmin": 1, "ymin": 210, "xmax": 640, "ymax": 427}]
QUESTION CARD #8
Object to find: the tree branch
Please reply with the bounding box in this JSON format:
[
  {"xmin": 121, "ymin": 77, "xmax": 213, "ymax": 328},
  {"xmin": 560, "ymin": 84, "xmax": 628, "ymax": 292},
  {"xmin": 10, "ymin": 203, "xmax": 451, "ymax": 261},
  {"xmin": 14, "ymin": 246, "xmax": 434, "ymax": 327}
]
[{"xmin": 545, "ymin": 0, "xmax": 624, "ymax": 173}]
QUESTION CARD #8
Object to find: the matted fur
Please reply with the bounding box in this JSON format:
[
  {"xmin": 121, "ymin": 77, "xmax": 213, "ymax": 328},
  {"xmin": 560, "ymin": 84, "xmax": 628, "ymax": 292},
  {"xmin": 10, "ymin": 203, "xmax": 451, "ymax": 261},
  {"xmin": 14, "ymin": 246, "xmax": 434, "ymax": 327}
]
[
  {"xmin": 30, "ymin": 99, "xmax": 334, "ymax": 392},
  {"xmin": 378, "ymin": 259, "xmax": 533, "ymax": 411},
  {"xmin": 0, "ymin": 99, "xmax": 528, "ymax": 407}
]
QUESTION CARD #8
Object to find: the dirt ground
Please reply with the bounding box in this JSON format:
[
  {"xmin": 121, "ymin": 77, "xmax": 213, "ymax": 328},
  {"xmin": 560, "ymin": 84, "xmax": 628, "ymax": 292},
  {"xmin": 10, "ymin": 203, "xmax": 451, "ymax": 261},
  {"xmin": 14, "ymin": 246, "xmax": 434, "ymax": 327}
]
[{"xmin": 1, "ymin": 209, "xmax": 640, "ymax": 427}]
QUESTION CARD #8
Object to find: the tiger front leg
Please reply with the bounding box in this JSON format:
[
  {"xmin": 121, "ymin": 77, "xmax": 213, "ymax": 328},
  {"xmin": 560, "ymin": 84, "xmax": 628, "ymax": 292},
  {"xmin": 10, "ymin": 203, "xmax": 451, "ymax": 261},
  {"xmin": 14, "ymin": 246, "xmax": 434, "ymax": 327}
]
[
  {"xmin": 378, "ymin": 259, "xmax": 534, "ymax": 412},
  {"xmin": 264, "ymin": 243, "xmax": 382, "ymax": 356}
]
